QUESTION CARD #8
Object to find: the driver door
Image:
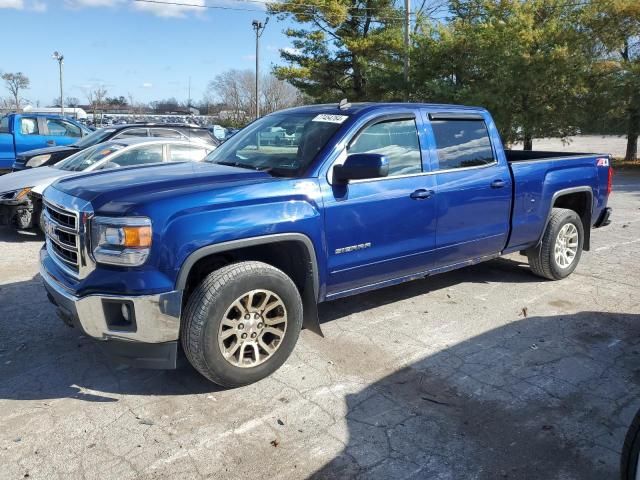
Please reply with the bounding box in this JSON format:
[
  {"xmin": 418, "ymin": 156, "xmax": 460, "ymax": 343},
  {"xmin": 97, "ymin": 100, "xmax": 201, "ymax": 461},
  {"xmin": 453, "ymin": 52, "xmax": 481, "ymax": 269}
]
[{"xmin": 321, "ymin": 114, "xmax": 437, "ymax": 297}]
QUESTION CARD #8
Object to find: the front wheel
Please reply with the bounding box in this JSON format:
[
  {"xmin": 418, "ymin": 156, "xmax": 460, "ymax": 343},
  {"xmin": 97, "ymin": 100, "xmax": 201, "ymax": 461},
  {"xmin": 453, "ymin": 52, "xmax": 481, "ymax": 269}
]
[
  {"xmin": 527, "ymin": 207, "xmax": 584, "ymax": 280},
  {"xmin": 621, "ymin": 408, "xmax": 640, "ymax": 480},
  {"xmin": 181, "ymin": 261, "xmax": 303, "ymax": 387}
]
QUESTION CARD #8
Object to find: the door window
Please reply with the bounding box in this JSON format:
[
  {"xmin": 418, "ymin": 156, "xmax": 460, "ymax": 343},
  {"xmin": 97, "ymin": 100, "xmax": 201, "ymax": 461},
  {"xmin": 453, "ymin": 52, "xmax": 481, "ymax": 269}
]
[
  {"xmin": 430, "ymin": 120, "xmax": 495, "ymax": 170},
  {"xmin": 348, "ymin": 119, "xmax": 422, "ymax": 176},
  {"xmin": 150, "ymin": 128, "xmax": 185, "ymax": 139},
  {"xmin": 110, "ymin": 144, "xmax": 164, "ymax": 167},
  {"xmin": 46, "ymin": 118, "xmax": 82, "ymax": 137},
  {"xmin": 20, "ymin": 117, "xmax": 39, "ymax": 135},
  {"xmin": 169, "ymin": 144, "xmax": 208, "ymax": 162},
  {"xmin": 114, "ymin": 128, "xmax": 148, "ymax": 139}
]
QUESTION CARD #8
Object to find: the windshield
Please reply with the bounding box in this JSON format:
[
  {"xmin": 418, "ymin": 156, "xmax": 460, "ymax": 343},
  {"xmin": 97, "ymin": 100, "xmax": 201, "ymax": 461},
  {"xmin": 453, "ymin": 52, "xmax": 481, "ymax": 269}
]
[
  {"xmin": 204, "ymin": 112, "xmax": 346, "ymax": 176},
  {"xmin": 72, "ymin": 128, "xmax": 116, "ymax": 148},
  {"xmin": 56, "ymin": 142, "xmax": 124, "ymax": 171}
]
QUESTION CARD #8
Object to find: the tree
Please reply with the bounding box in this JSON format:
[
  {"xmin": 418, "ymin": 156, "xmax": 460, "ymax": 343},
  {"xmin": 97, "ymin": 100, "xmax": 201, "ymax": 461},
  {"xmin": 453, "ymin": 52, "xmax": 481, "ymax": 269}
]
[
  {"xmin": 586, "ymin": 0, "xmax": 640, "ymax": 161},
  {"xmin": 66, "ymin": 96, "xmax": 80, "ymax": 108},
  {"xmin": 206, "ymin": 70, "xmax": 301, "ymax": 126},
  {"xmin": 269, "ymin": 0, "xmax": 405, "ymax": 102},
  {"xmin": 84, "ymin": 86, "xmax": 108, "ymax": 124},
  {"xmin": 2, "ymin": 72, "xmax": 30, "ymax": 112},
  {"xmin": 412, "ymin": 0, "xmax": 592, "ymax": 148}
]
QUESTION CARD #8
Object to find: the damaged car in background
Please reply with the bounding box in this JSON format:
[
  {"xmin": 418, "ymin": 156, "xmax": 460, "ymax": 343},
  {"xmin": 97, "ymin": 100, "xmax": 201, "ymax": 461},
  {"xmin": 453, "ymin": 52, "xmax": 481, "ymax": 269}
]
[{"xmin": 0, "ymin": 138, "xmax": 215, "ymax": 230}]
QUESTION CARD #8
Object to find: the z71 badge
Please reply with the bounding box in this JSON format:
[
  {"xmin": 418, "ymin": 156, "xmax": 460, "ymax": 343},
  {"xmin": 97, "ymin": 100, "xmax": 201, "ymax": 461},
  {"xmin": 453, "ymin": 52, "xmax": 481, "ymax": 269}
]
[{"xmin": 335, "ymin": 242, "xmax": 371, "ymax": 254}]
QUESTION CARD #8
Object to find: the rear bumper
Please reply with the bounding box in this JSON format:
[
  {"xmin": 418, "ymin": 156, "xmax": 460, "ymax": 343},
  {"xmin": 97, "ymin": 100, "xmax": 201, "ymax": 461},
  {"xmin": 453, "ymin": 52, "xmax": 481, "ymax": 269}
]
[
  {"xmin": 594, "ymin": 207, "xmax": 612, "ymax": 228},
  {"xmin": 40, "ymin": 248, "xmax": 182, "ymax": 369}
]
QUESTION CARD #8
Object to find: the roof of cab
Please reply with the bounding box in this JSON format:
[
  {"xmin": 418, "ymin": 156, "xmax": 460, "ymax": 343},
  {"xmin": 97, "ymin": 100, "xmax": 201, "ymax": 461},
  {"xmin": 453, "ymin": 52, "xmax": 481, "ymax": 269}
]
[{"xmin": 274, "ymin": 102, "xmax": 487, "ymax": 116}]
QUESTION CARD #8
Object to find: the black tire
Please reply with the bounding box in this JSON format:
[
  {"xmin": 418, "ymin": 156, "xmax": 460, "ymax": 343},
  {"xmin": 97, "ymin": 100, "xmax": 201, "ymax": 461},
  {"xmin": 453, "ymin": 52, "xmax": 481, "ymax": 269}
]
[
  {"xmin": 621, "ymin": 408, "xmax": 640, "ymax": 480},
  {"xmin": 181, "ymin": 261, "xmax": 303, "ymax": 387},
  {"xmin": 527, "ymin": 207, "xmax": 584, "ymax": 280}
]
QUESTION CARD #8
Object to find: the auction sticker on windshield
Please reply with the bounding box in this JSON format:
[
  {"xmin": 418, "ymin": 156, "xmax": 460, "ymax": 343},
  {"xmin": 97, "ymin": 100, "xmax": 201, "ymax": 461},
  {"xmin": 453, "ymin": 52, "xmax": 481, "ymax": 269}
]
[{"xmin": 312, "ymin": 114, "xmax": 349, "ymax": 124}]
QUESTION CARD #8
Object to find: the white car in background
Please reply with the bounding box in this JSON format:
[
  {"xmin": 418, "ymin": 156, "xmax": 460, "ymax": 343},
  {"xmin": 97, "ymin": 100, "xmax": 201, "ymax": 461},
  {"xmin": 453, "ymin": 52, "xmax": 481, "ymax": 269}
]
[{"xmin": 0, "ymin": 138, "xmax": 215, "ymax": 231}]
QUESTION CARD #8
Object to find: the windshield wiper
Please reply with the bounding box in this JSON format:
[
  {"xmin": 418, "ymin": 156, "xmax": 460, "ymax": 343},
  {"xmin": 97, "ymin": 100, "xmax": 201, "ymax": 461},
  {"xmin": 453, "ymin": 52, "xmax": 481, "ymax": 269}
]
[{"xmin": 214, "ymin": 160, "xmax": 256, "ymax": 170}]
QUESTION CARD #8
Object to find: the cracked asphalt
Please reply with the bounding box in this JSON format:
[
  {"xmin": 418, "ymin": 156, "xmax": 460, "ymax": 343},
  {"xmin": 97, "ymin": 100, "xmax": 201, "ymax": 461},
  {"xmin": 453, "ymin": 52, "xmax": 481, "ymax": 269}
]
[{"xmin": 0, "ymin": 171, "xmax": 639, "ymax": 480}]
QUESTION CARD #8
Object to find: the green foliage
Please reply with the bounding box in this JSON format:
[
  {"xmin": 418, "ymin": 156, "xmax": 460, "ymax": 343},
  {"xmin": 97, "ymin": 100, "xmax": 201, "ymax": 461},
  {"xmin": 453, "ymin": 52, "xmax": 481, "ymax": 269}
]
[
  {"xmin": 412, "ymin": 0, "xmax": 592, "ymax": 146},
  {"xmin": 584, "ymin": 0, "xmax": 640, "ymax": 159},
  {"xmin": 273, "ymin": 0, "xmax": 639, "ymax": 152},
  {"xmin": 269, "ymin": 0, "xmax": 405, "ymax": 102}
]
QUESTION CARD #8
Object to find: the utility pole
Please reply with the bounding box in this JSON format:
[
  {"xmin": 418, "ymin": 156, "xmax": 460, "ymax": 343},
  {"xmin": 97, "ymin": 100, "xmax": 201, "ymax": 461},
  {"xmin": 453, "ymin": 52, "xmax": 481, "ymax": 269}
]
[
  {"xmin": 188, "ymin": 76, "xmax": 191, "ymax": 113},
  {"xmin": 52, "ymin": 51, "xmax": 64, "ymax": 116},
  {"xmin": 252, "ymin": 18, "xmax": 268, "ymax": 119},
  {"xmin": 403, "ymin": 0, "xmax": 410, "ymax": 101}
]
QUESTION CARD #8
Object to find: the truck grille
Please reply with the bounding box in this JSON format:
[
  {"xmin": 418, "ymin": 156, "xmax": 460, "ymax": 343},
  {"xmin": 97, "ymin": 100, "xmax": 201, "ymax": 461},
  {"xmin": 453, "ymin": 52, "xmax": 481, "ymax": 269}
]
[{"xmin": 43, "ymin": 200, "xmax": 81, "ymax": 275}]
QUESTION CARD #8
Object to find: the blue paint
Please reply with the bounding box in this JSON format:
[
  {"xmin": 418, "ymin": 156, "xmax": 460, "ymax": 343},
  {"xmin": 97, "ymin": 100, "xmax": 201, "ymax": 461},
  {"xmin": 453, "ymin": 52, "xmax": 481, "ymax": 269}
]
[{"xmin": 41, "ymin": 103, "xmax": 612, "ymax": 303}]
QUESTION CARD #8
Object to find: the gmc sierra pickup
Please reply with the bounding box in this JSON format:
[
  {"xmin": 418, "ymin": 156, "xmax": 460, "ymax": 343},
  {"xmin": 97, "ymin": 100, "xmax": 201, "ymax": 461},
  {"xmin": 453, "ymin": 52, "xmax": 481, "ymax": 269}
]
[{"xmin": 39, "ymin": 103, "xmax": 613, "ymax": 387}]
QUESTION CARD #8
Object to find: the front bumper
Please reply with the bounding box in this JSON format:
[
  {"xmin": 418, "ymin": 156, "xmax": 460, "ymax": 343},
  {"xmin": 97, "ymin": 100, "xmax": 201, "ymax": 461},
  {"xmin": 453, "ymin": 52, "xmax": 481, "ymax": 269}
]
[{"xmin": 40, "ymin": 249, "xmax": 182, "ymax": 369}]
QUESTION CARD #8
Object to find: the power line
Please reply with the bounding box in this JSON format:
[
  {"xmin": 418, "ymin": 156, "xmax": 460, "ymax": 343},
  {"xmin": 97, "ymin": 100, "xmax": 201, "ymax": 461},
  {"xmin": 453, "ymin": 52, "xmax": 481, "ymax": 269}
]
[
  {"xmin": 131, "ymin": 0, "xmax": 414, "ymax": 20},
  {"xmin": 132, "ymin": 0, "xmax": 595, "ymax": 22}
]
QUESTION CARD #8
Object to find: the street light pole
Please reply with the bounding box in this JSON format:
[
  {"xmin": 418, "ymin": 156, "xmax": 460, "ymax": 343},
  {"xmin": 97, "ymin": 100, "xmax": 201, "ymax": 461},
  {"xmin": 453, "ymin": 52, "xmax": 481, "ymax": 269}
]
[
  {"xmin": 52, "ymin": 51, "xmax": 64, "ymax": 116},
  {"xmin": 252, "ymin": 18, "xmax": 268, "ymax": 120}
]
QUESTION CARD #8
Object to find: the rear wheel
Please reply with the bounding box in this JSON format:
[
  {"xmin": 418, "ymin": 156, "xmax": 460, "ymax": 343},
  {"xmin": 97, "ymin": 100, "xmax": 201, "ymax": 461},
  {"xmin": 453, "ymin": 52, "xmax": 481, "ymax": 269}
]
[
  {"xmin": 527, "ymin": 208, "xmax": 584, "ymax": 280},
  {"xmin": 181, "ymin": 261, "xmax": 303, "ymax": 387}
]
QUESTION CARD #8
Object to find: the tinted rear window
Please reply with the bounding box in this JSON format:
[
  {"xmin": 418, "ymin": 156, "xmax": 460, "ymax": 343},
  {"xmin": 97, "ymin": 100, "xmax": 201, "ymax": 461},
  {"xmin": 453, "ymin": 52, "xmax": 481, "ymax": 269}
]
[{"xmin": 430, "ymin": 119, "xmax": 494, "ymax": 170}]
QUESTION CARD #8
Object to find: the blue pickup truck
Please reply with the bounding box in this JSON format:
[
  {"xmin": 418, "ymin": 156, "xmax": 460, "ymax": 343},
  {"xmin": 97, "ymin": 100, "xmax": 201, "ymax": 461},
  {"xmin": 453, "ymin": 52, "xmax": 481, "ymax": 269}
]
[
  {"xmin": 0, "ymin": 113, "xmax": 90, "ymax": 173},
  {"xmin": 39, "ymin": 103, "xmax": 613, "ymax": 387}
]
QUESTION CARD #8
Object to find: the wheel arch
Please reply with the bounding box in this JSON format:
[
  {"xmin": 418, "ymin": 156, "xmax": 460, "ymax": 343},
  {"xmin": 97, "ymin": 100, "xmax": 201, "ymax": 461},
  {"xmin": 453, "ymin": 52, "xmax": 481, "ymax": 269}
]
[
  {"xmin": 538, "ymin": 186, "xmax": 593, "ymax": 251},
  {"xmin": 176, "ymin": 233, "xmax": 323, "ymax": 337}
]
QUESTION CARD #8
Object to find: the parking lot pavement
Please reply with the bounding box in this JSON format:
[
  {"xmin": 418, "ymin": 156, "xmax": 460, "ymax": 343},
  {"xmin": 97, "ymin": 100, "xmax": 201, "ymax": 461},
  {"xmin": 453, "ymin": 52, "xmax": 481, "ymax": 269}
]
[{"xmin": 0, "ymin": 173, "xmax": 638, "ymax": 480}]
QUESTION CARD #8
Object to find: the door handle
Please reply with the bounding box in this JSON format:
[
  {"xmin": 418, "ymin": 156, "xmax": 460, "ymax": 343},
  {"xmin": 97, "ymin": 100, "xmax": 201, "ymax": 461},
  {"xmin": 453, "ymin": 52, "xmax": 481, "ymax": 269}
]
[
  {"xmin": 410, "ymin": 189, "xmax": 434, "ymax": 200},
  {"xmin": 46, "ymin": 140, "xmax": 55, "ymax": 146},
  {"xmin": 491, "ymin": 179, "xmax": 506, "ymax": 189}
]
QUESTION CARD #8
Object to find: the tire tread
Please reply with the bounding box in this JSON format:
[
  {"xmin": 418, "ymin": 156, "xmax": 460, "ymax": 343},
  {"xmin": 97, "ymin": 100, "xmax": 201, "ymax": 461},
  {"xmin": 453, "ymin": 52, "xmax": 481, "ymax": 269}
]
[
  {"xmin": 181, "ymin": 261, "xmax": 301, "ymax": 387},
  {"xmin": 527, "ymin": 207, "xmax": 581, "ymax": 280}
]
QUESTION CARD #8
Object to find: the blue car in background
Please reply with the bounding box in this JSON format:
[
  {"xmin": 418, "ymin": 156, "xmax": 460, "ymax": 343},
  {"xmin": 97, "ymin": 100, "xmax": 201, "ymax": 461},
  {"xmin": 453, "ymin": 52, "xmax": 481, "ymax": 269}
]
[{"xmin": 0, "ymin": 113, "xmax": 90, "ymax": 174}]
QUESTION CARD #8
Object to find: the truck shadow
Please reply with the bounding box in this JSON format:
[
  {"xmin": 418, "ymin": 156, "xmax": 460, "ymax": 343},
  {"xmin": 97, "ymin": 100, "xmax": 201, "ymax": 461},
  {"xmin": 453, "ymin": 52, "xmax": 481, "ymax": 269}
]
[
  {"xmin": 0, "ymin": 268, "xmax": 639, "ymax": 477},
  {"xmin": 319, "ymin": 256, "xmax": 537, "ymax": 324},
  {"xmin": 309, "ymin": 310, "xmax": 640, "ymax": 479},
  {"xmin": 0, "ymin": 257, "xmax": 537, "ymax": 402},
  {"xmin": 0, "ymin": 226, "xmax": 44, "ymax": 244}
]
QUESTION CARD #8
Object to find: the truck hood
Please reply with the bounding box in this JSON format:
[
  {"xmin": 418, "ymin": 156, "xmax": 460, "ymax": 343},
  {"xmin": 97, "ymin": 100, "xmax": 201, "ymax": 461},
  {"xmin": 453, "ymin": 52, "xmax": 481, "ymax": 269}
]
[
  {"xmin": 17, "ymin": 145, "xmax": 79, "ymax": 159},
  {"xmin": 52, "ymin": 161, "xmax": 273, "ymax": 206},
  {"xmin": 0, "ymin": 166, "xmax": 76, "ymax": 197}
]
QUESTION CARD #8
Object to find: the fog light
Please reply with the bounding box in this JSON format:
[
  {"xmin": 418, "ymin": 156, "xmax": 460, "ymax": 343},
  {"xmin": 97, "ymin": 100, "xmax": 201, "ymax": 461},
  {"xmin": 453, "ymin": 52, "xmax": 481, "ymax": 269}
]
[{"xmin": 121, "ymin": 303, "xmax": 131, "ymax": 323}]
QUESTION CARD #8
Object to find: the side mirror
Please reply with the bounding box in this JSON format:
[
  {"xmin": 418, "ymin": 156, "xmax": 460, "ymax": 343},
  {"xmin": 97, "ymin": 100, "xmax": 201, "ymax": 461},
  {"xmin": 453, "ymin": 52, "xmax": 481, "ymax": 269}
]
[{"xmin": 333, "ymin": 153, "xmax": 389, "ymax": 183}]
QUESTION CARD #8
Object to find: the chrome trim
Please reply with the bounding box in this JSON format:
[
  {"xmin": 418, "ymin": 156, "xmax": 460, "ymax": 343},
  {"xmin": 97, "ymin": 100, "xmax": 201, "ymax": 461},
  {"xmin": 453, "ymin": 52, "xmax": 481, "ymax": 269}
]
[
  {"xmin": 40, "ymin": 252, "xmax": 181, "ymax": 343},
  {"xmin": 92, "ymin": 216, "xmax": 152, "ymax": 227},
  {"xmin": 42, "ymin": 187, "xmax": 95, "ymax": 279}
]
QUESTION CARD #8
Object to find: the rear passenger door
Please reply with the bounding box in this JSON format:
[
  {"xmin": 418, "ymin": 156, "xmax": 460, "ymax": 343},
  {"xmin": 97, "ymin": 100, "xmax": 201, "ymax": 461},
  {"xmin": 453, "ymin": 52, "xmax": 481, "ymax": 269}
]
[
  {"xmin": 44, "ymin": 118, "xmax": 83, "ymax": 147},
  {"xmin": 423, "ymin": 111, "xmax": 512, "ymax": 268}
]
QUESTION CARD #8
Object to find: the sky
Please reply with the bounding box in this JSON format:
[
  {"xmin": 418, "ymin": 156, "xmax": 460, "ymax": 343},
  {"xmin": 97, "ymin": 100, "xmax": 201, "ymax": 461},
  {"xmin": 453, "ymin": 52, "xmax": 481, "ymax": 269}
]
[{"xmin": 0, "ymin": 0, "xmax": 298, "ymax": 106}]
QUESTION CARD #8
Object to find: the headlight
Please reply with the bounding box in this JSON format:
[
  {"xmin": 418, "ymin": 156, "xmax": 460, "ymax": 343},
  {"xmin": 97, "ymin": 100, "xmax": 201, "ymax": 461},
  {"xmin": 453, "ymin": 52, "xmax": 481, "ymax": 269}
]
[
  {"xmin": 91, "ymin": 216, "xmax": 152, "ymax": 266},
  {"xmin": 25, "ymin": 154, "xmax": 51, "ymax": 168},
  {"xmin": 0, "ymin": 187, "xmax": 32, "ymax": 201}
]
